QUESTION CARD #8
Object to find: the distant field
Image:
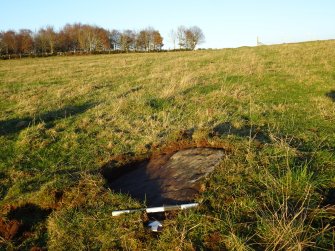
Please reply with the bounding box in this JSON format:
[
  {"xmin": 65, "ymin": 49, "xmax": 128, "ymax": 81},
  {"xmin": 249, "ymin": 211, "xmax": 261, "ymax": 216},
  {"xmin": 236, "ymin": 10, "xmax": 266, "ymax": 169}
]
[{"xmin": 0, "ymin": 40, "xmax": 334, "ymax": 250}]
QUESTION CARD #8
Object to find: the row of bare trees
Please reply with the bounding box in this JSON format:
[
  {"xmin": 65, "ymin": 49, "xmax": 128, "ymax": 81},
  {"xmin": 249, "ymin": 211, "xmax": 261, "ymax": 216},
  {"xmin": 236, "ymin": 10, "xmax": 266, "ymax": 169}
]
[
  {"xmin": 0, "ymin": 24, "xmax": 163, "ymax": 57},
  {"xmin": 0, "ymin": 24, "xmax": 205, "ymax": 58}
]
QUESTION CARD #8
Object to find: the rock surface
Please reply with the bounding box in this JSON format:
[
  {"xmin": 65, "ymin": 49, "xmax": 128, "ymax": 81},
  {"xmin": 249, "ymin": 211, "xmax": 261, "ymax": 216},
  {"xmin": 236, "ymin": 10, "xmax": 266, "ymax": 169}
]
[{"xmin": 109, "ymin": 148, "xmax": 224, "ymax": 206}]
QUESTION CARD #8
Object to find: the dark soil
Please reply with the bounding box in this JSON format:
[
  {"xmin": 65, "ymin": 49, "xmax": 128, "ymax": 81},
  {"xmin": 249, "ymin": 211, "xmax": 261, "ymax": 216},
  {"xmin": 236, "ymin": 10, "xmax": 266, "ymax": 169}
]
[
  {"xmin": 0, "ymin": 203, "xmax": 52, "ymax": 242},
  {"xmin": 0, "ymin": 218, "xmax": 21, "ymax": 240},
  {"xmin": 326, "ymin": 90, "xmax": 335, "ymax": 102},
  {"xmin": 322, "ymin": 188, "xmax": 335, "ymax": 206}
]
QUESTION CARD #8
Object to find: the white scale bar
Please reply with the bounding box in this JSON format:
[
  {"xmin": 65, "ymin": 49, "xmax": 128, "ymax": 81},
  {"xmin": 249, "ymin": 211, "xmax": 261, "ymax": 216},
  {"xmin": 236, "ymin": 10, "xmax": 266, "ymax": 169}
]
[{"xmin": 112, "ymin": 203, "xmax": 199, "ymax": 216}]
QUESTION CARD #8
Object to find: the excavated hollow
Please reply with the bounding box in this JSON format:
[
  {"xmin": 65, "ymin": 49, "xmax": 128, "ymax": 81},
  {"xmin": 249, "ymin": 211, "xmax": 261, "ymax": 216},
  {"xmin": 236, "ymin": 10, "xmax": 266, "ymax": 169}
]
[{"xmin": 104, "ymin": 148, "xmax": 224, "ymax": 206}]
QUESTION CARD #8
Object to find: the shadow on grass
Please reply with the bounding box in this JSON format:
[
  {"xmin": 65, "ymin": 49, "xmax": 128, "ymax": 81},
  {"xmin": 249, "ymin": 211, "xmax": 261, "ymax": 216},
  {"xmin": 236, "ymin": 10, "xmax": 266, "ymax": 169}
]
[
  {"xmin": 209, "ymin": 120, "xmax": 334, "ymax": 151},
  {"xmin": 0, "ymin": 172, "xmax": 10, "ymax": 201},
  {"xmin": 117, "ymin": 85, "xmax": 143, "ymax": 98},
  {"xmin": 4, "ymin": 167, "xmax": 83, "ymax": 199},
  {"xmin": 209, "ymin": 121, "xmax": 271, "ymax": 144},
  {"xmin": 209, "ymin": 120, "xmax": 335, "ymax": 166},
  {"xmin": 0, "ymin": 102, "xmax": 96, "ymax": 136},
  {"xmin": 326, "ymin": 90, "xmax": 335, "ymax": 102}
]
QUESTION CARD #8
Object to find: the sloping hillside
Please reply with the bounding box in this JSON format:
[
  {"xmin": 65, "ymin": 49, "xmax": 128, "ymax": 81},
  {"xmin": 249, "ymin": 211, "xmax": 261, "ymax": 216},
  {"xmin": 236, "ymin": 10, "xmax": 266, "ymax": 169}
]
[{"xmin": 0, "ymin": 40, "xmax": 334, "ymax": 250}]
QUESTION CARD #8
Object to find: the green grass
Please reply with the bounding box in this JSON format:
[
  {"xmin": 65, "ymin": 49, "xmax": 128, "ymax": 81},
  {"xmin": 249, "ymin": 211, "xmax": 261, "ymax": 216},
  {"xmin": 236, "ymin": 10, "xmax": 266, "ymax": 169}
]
[{"xmin": 0, "ymin": 40, "xmax": 335, "ymax": 250}]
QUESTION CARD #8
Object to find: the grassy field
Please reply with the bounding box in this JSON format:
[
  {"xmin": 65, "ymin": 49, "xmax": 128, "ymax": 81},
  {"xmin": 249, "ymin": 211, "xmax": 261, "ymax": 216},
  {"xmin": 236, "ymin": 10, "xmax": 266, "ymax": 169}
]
[{"xmin": 0, "ymin": 40, "xmax": 335, "ymax": 250}]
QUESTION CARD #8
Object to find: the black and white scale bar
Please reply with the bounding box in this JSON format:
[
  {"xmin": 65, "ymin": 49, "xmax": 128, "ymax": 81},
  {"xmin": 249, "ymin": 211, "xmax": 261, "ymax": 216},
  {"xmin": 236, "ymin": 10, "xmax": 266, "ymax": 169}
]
[{"xmin": 112, "ymin": 203, "xmax": 199, "ymax": 216}]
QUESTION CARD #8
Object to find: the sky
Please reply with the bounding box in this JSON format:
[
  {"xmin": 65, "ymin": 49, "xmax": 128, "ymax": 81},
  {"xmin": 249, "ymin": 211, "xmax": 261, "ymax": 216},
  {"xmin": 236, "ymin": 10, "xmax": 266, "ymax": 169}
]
[{"xmin": 1, "ymin": 0, "xmax": 334, "ymax": 49}]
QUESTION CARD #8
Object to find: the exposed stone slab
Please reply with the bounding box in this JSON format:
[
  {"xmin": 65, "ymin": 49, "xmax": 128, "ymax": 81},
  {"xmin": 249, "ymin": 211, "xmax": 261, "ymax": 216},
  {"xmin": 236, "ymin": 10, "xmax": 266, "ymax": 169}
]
[{"xmin": 108, "ymin": 148, "xmax": 224, "ymax": 206}]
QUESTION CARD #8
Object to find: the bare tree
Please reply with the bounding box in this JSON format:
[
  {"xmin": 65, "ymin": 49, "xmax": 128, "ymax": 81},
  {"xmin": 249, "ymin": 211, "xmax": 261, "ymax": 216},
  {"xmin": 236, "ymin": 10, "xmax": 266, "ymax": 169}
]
[
  {"xmin": 136, "ymin": 29, "xmax": 151, "ymax": 51},
  {"xmin": 0, "ymin": 32, "xmax": 4, "ymax": 55},
  {"xmin": 45, "ymin": 26, "xmax": 57, "ymax": 53},
  {"xmin": 2, "ymin": 30, "xmax": 17, "ymax": 55},
  {"xmin": 57, "ymin": 25, "xmax": 73, "ymax": 52},
  {"xmin": 34, "ymin": 28, "xmax": 48, "ymax": 54},
  {"xmin": 152, "ymin": 31, "xmax": 163, "ymax": 50},
  {"xmin": 59, "ymin": 23, "xmax": 81, "ymax": 52},
  {"xmin": 95, "ymin": 27, "xmax": 110, "ymax": 51},
  {"xmin": 35, "ymin": 26, "xmax": 57, "ymax": 54},
  {"xmin": 186, "ymin": 26, "xmax": 205, "ymax": 50},
  {"xmin": 177, "ymin": 26, "xmax": 186, "ymax": 49},
  {"xmin": 79, "ymin": 25, "xmax": 100, "ymax": 52},
  {"xmin": 136, "ymin": 28, "xmax": 163, "ymax": 52},
  {"xmin": 16, "ymin": 29, "xmax": 33, "ymax": 57},
  {"xmin": 109, "ymin": 29, "xmax": 121, "ymax": 50},
  {"xmin": 120, "ymin": 30, "xmax": 136, "ymax": 52},
  {"xmin": 174, "ymin": 26, "xmax": 205, "ymax": 50}
]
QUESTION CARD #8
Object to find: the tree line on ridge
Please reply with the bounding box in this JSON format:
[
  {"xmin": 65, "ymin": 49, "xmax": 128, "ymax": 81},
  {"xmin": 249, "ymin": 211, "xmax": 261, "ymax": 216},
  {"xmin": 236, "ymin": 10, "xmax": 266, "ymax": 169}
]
[{"xmin": 0, "ymin": 23, "xmax": 205, "ymax": 58}]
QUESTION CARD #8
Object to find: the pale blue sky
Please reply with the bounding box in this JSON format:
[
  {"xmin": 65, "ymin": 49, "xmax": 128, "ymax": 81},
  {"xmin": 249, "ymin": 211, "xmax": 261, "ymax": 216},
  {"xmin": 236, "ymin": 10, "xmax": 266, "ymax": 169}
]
[{"xmin": 1, "ymin": 0, "xmax": 334, "ymax": 48}]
